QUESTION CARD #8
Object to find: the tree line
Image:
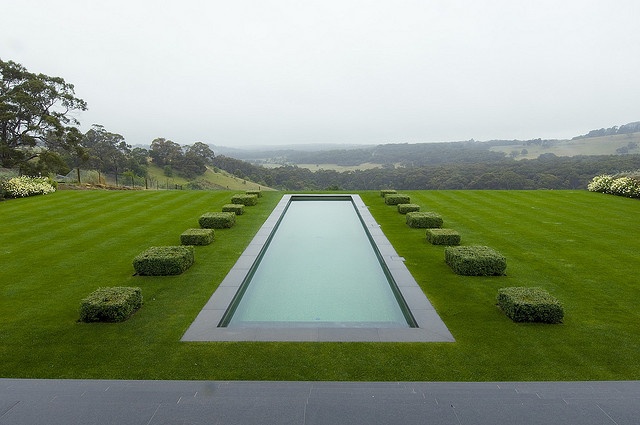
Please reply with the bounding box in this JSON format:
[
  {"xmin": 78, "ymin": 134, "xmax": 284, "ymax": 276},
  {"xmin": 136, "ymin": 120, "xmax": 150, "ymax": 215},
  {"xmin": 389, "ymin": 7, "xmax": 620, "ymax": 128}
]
[
  {"xmin": 213, "ymin": 153, "xmax": 640, "ymax": 191},
  {"xmin": 1, "ymin": 59, "xmax": 213, "ymax": 182},
  {"xmin": 573, "ymin": 121, "xmax": 640, "ymax": 139}
]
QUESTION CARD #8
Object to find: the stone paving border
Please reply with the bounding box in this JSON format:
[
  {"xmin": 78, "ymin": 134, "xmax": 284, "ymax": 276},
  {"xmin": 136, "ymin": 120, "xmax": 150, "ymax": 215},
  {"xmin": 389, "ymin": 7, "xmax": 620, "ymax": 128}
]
[
  {"xmin": 182, "ymin": 194, "xmax": 454, "ymax": 342},
  {"xmin": 1, "ymin": 379, "xmax": 639, "ymax": 425}
]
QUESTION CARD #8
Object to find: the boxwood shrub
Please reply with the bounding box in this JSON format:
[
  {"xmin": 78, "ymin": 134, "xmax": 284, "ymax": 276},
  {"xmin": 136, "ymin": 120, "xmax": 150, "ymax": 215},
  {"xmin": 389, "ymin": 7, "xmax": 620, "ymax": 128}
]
[
  {"xmin": 445, "ymin": 245, "xmax": 506, "ymax": 276},
  {"xmin": 180, "ymin": 228, "xmax": 215, "ymax": 246},
  {"xmin": 231, "ymin": 194, "xmax": 258, "ymax": 206},
  {"xmin": 380, "ymin": 189, "xmax": 397, "ymax": 197},
  {"xmin": 397, "ymin": 203, "xmax": 421, "ymax": 214},
  {"xmin": 199, "ymin": 212, "xmax": 236, "ymax": 228},
  {"xmin": 246, "ymin": 189, "xmax": 262, "ymax": 198},
  {"xmin": 497, "ymin": 287, "xmax": 564, "ymax": 324},
  {"xmin": 406, "ymin": 211, "xmax": 443, "ymax": 228},
  {"xmin": 222, "ymin": 204, "xmax": 244, "ymax": 215},
  {"xmin": 385, "ymin": 194, "xmax": 410, "ymax": 205},
  {"xmin": 79, "ymin": 287, "xmax": 142, "ymax": 322},
  {"xmin": 426, "ymin": 228, "xmax": 461, "ymax": 245},
  {"xmin": 133, "ymin": 246, "xmax": 195, "ymax": 276}
]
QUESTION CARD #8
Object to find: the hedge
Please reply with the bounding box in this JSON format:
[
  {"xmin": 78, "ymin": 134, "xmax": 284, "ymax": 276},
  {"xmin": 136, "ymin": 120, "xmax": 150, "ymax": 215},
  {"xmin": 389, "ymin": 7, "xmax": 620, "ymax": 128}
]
[
  {"xmin": 397, "ymin": 203, "xmax": 421, "ymax": 214},
  {"xmin": 380, "ymin": 189, "xmax": 397, "ymax": 197},
  {"xmin": 385, "ymin": 194, "xmax": 410, "ymax": 205},
  {"xmin": 222, "ymin": 204, "xmax": 244, "ymax": 215},
  {"xmin": 246, "ymin": 189, "xmax": 262, "ymax": 198},
  {"xmin": 79, "ymin": 287, "xmax": 142, "ymax": 322},
  {"xmin": 180, "ymin": 228, "xmax": 215, "ymax": 246},
  {"xmin": 406, "ymin": 211, "xmax": 443, "ymax": 228},
  {"xmin": 231, "ymin": 194, "xmax": 258, "ymax": 206},
  {"xmin": 133, "ymin": 246, "xmax": 195, "ymax": 276},
  {"xmin": 199, "ymin": 212, "xmax": 236, "ymax": 228},
  {"xmin": 497, "ymin": 287, "xmax": 564, "ymax": 324},
  {"xmin": 426, "ymin": 228, "xmax": 461, "ymax": 245},
  {"xmin": 445, "ymin": 245, "xmax": 506, "ymax": 276}
]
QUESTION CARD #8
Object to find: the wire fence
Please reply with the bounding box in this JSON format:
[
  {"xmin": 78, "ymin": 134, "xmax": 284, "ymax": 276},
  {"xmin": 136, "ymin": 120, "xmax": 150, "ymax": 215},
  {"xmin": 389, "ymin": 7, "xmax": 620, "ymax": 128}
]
[{"xmin": 60, "ymin": 169, "xmax": 184, "ymax": 190}]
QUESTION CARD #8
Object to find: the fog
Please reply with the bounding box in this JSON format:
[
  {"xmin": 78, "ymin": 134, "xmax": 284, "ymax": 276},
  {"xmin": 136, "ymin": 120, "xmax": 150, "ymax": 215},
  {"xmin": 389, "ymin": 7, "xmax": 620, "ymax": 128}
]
[{"xmin": 3, "ymin": 0, "xmax": 639, "ymax": 147}]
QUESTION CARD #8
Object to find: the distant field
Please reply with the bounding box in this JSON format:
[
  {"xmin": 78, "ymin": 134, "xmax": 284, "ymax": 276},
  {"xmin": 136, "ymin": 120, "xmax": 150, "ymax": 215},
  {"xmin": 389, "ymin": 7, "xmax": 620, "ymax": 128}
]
[
  {"xmin": 295, "ymin": 163, "xmax": 384, "ymax": 172},
  {"xmin": 259, "ymin": 162, "xmax": 384, "ymax": 172},
  {"xmin": 1, "ymin": 189, "xmax": 639, "ymax": 381},
  {"xmin": 490, "ymin": 133, "xmax": 640, "ymax": 159}
]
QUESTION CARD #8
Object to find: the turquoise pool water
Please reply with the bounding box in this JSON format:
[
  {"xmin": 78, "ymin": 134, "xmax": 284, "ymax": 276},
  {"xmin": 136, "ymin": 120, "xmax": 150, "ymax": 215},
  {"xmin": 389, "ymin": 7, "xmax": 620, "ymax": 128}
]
[{"xmin": 221, "ymin": 197, "xmax": 414, "ymax": 328}]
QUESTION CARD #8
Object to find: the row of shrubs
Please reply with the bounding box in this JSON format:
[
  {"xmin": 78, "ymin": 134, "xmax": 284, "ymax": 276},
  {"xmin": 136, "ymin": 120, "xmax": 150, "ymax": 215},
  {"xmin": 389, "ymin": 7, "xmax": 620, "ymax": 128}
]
[
  {"xmin": 80, "ymin": 190, "xmax": 261, "ymax": 322},
  {"xmin": 380, "ymin": 189, "xmax": 563, "ymax": 324},
  {"xmin": 587, "ymin": 173, "xmax": 640, "ymax": 198},
  {"xmin": 381, "ymin": 190, "xmax": 458, "ymax": 245}
]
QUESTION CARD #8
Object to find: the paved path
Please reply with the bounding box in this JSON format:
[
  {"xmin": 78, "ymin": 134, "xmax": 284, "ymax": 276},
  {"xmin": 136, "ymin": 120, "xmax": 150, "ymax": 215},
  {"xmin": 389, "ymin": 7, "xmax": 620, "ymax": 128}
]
[{"xmin": 1, "ymin": 379, "xmax": 639, "ymax": 424}]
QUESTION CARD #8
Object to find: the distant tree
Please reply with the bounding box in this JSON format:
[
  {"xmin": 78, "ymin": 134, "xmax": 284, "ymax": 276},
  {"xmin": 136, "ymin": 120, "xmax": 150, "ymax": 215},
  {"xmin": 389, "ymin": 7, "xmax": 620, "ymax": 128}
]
[
  {"xmin": 128, "ymin": 147, "xmax": 149, "ymax": 176},
  {"xmin": 149, "ymin": 138, "xmax": 182, "ymax": 167},
  {"xmin": 0, "ymin": 59, "xmax": 87, "ymax": 173},
  {"xmin": 176, "ymin": 150, "xmax": 206, "ymax": 178},
  {"xmin": 83, "ymin": 125, "xmax": 129, "ymax": 174},
  {"xmin": 149, "ymin": 139, "xmax": 213, "ymax": 178},
  {"xmin": 186, "ymin": 142, "xmax": 215, "ymax": 163}
]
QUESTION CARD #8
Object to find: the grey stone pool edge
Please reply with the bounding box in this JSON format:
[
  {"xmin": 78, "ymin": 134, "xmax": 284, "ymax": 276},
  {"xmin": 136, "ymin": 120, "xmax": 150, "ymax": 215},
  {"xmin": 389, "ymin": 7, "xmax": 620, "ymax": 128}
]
[{"xmin": 181, "ymin": 194, "xmax": 455, "ymax": 342}]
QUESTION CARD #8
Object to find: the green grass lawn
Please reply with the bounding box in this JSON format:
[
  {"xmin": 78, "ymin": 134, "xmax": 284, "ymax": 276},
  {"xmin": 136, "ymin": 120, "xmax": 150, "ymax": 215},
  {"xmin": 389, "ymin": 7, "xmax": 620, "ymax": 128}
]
[{"xmin": 1, "ymin": 189, "xmax": 639, "ymax": 381}]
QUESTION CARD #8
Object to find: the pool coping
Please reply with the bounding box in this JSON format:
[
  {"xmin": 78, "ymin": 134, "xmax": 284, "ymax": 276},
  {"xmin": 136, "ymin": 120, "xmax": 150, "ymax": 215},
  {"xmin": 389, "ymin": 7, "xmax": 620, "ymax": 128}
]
[{"xmin": 181, "ymin": 194, "xmax": 455, "ymax": 342}]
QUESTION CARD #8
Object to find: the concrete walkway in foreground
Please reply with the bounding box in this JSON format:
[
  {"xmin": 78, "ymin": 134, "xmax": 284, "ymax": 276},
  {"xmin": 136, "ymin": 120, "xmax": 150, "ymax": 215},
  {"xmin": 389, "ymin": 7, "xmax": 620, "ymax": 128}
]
[{"xmin": 1, "ymin": 379, "xmax": 639, "ymax": 424}]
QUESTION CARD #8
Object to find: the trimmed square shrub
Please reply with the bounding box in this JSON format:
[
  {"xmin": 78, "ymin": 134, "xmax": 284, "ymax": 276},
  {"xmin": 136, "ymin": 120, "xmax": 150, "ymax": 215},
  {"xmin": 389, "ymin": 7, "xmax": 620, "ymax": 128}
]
[
  {"xmin": 426, "ymin": 228, "xmax": 461, "ymax": 245},
  {"xmin": 380, "ymin": 189, "xmax": 397, "ymax": 197},
  {"xmin": 79, "ymin": 287, "xmax": 142, "ymax": 322},
  {"xmin": 406, "ymin": 211, "xmax": 443, "ymax": 228},
  {"xmin": 445, "ymin": 245, "xmax": 506, "ymax": 276},
  {"xmin": 133, "ymin": 246, "xmax": 195, "ymax": 276},
  {"xmin": 222, "ymin": 203, "xmax": 244, "ymax": 215},
  {"xmin": 497, "ymin": 287, "xmax": 564, "ymax": 324},
  {"xmin": 385, "ymin": 194, "xmax": 410, "ymax": 205},
  {"xmin": 231, "ymin": 194, "xmax": 258, "ymax": 206},
  {"xmin": 180, "ymin": 228, "xmax": 215, "ymax": 246},
  {"xmin": 246, "ymin": 189, "xmax": 262, "ymax": 198},
  {"xmin": 397, "ymin": 203, "xmax": 421, "ymax": 214},
  {"xmin": 199, "ymin": 212, "xmax": 236, "ymax": 228}
]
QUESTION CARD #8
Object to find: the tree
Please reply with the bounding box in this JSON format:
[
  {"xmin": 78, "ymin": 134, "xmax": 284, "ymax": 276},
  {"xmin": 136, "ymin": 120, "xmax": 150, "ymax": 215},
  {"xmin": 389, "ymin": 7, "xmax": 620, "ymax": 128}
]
[
  {"xmin": 83, "ymin": 125, "xmax": 129, "ymax": 175},
  {"xmin": 0, "ymin": 59, "xmax": 87, "ymax": 172},
  {"xmin": 79, "ymin": 125, "xmax": 148, "ymax": 185},
  {"xmin": 149, "ymin": 138, "xmax": 183, "ymax": 167},
  {"xmin": 186, "ymin": 142, "xmax": 215, "ymax": 163}
]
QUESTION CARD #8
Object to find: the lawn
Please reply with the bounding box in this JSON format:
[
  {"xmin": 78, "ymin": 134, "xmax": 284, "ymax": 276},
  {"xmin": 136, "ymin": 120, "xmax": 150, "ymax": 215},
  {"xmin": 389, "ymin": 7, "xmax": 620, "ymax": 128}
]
[{"xmin": 0, "ymin": 189, "xmax": 639, "ymax": 381}]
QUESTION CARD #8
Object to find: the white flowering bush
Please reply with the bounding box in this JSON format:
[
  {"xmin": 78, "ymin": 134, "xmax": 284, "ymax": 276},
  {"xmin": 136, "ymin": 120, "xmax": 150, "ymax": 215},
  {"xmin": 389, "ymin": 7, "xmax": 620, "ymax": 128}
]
[
  {"xmin": 610, "ymin": 177, "xmax": 640, "ymax": 198},
  {"xmin": 588, "ymin": 174, "xmax": 640, "ymax": 198},
  {"xmin": 1, "ymin": 176, "xmax": 56, "ymax": 198},
  {"xmin": 587, "ymin": 174, "xmax": 615, "ymax": 193}
]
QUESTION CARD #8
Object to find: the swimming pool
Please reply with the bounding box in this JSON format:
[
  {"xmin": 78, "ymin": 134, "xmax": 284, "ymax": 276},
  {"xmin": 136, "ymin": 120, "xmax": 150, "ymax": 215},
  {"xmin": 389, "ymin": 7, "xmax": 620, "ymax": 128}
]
[
  {"xmin": 182, "ymin": 194, "xmax": 454, "ymax": 342},
  {"xmin": 222, "ymin": 196, "xmax": 414, "ymax": 328}
]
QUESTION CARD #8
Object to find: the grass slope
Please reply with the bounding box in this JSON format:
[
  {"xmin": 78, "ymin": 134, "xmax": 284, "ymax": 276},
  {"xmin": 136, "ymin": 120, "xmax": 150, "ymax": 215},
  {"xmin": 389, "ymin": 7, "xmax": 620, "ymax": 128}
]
[
  {"xmin": 1, "ymin": 190, "xmax": 639, "ymax": 381},
  {"xmin": 146, "ymin": 163, "xmax": 271, "ymax": 190}
]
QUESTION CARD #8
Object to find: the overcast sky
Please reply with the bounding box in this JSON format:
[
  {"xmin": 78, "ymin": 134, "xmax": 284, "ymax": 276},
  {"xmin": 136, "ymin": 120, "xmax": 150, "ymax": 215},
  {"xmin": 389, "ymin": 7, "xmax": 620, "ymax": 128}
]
[{"xmin": 3, "ymin": 0, "xmax": 639, "ymax": 147}]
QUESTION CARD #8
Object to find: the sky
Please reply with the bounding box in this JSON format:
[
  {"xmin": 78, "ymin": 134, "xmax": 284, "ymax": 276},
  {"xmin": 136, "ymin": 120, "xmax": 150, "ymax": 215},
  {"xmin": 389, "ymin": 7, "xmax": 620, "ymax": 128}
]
[{"xmin": 3, "ymin": 0, "xmax": 640, "ymax": 148}]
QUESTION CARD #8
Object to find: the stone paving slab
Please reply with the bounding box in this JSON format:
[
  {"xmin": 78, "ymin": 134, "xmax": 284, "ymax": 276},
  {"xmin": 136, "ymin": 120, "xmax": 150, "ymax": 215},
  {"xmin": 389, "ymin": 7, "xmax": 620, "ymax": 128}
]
[{"xmin": 1, "ymin": 379, "xmax": 640, "ymax": 425}]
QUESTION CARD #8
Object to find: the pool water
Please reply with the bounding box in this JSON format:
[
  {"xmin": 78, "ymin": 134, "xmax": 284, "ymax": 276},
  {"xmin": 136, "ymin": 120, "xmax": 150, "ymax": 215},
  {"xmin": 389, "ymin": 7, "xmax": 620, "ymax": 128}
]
[{"xmin": 221, "ymin": 198, "xmax": 414, "ymax": 328}]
